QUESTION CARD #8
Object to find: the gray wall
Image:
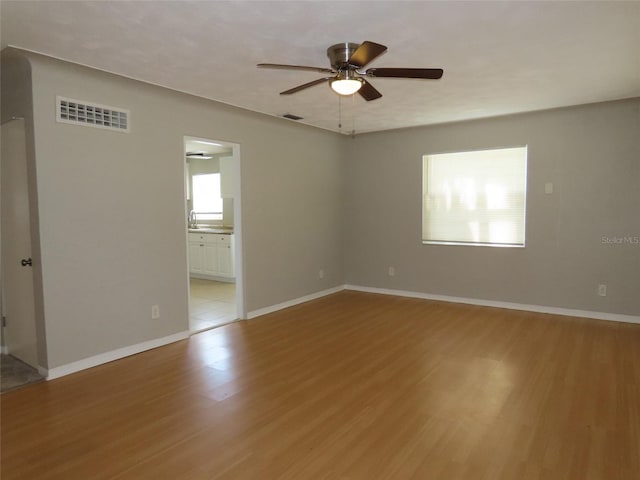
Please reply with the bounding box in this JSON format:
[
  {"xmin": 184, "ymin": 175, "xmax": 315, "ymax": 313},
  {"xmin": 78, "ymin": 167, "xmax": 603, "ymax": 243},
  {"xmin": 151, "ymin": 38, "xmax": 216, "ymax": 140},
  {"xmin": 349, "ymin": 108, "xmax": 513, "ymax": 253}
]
[
  {"xmin": 344, "ymin": 99, "xmax": 640, "ymax": 316},
  {"xmin": 4, "ymin": 47, "xmax": 638, "ymax": 371},
  {"xmin": 12, "ymin": 49, "xmax": 345, "ymax": 369}
]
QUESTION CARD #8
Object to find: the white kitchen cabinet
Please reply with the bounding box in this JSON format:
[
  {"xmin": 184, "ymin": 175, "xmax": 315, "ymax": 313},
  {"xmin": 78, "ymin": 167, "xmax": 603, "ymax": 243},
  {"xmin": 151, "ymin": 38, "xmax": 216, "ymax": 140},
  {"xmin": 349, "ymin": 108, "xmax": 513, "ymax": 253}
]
[
  {"xmin": 203, "ymin": 243, "xmax": 218, "ymax": 275},
  {"xmin": 189, "ymin": 233, "xmax": 215, "ymax": 276},
  {"xmin": 217, "ymin": 235, "xmax": 234, "ymax": 277},
  {"xmin": 188, "ymin": 232, "xmax": 234, "ymax": 280},
  {"xmin": 220, "ymin": 156, "xmax": 234, "ymax": 198},
  {"xmin": 188, "ymin": 240, "xmax": 204, "ymax": 274}
]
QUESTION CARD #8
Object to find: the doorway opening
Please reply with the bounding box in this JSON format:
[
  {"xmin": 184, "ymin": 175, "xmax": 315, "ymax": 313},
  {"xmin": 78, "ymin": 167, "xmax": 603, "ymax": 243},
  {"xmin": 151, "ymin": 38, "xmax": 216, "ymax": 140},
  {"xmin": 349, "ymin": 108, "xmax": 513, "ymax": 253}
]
[
  {"xmin": 183, "ymin": 136, "xmax": 244, "ymax": 333},
  {"xmin": 1, "ymin": 116, "xmax": 44, "ymax": 390}
]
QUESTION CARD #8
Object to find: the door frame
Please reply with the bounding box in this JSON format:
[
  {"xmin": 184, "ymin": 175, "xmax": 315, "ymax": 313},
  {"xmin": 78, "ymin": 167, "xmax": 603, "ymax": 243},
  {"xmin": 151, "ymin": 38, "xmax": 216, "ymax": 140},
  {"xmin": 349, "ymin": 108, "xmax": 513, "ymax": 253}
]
[
  {"xmin": 182, "ymin": 135, "xmax": 246, "ymax": 326},
  {"xmin": 1, "ymin": 117, "xmax": 40, "ymax": 367}
]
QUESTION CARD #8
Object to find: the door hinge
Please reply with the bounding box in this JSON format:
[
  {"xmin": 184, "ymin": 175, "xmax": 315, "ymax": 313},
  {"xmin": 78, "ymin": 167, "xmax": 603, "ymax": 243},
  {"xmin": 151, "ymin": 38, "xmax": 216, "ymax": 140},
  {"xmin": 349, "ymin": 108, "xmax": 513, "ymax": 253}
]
[{"xmin": 1, "ymin": 316, "xmax": 6, "ymax": 328}]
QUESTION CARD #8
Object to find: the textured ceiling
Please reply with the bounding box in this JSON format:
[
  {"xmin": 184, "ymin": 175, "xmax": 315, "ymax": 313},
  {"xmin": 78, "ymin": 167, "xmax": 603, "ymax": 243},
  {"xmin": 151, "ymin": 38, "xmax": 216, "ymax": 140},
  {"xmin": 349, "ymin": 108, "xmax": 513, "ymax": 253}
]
[{"xmin": 2, "ymin": 1, "xmax": 639, "ymax": 134}]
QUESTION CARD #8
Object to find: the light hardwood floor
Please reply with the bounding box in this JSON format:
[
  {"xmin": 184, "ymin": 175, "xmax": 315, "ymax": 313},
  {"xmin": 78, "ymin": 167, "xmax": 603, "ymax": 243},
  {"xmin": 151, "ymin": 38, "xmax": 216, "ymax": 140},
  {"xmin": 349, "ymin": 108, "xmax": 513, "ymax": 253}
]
[{"xmin": 1, "ymin": 291, "xmax": 639, "ymax": 479}]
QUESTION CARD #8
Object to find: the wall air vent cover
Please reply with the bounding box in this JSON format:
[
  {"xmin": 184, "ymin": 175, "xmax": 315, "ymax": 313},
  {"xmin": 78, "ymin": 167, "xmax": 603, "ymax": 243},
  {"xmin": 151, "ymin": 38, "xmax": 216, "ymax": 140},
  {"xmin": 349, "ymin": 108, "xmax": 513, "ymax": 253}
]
[{"xmin": 56, "ymin": 96, "xmax": 130, "ymax": 132}]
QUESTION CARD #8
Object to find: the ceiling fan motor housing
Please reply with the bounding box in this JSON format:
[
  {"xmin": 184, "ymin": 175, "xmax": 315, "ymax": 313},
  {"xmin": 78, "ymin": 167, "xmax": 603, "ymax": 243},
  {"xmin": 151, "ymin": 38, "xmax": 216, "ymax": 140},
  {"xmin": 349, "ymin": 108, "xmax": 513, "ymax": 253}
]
[{"xmin": 327, "ymin": 42, "xmax": 361, "ymax": 71}]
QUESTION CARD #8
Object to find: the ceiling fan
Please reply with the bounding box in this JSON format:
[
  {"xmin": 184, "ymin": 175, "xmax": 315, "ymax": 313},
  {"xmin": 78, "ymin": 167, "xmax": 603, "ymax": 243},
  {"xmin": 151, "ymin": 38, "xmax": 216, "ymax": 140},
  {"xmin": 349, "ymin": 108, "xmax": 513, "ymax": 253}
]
[{"xmin": 257, "ymin": 41, "xmax": 443, "ymax": 101}]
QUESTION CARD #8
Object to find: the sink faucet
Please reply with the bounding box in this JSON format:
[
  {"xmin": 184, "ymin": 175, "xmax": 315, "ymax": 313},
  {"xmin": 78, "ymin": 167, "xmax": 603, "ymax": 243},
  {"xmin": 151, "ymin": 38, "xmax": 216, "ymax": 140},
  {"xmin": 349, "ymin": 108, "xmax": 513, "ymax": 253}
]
[{"xmin": 188, "ymin": 210, "xmax": 198, "ymax": 228}]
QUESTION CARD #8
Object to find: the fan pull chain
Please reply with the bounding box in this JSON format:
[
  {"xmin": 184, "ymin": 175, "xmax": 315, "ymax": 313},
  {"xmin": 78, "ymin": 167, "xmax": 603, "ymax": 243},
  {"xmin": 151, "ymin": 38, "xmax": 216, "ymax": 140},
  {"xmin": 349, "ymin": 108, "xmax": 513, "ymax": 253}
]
[
  {"xmin": 338, "ymin": 94, "xmax": 357, "ymax": 136},
  {"xmin": 351, "ymin": 93, "xmax": 356, "ymax": 137}
]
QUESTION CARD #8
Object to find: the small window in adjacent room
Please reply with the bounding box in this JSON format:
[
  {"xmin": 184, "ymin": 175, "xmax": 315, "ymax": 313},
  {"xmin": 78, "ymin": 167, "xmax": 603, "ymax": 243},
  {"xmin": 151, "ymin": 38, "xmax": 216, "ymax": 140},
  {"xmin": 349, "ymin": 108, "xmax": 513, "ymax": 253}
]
[
  {"xmin": 422, "ymin": 146, "xmax": 527, "ymax": 247},
  {"xmin": 192, "ymin": 173, "xmax": 223, "ymax": 220}
]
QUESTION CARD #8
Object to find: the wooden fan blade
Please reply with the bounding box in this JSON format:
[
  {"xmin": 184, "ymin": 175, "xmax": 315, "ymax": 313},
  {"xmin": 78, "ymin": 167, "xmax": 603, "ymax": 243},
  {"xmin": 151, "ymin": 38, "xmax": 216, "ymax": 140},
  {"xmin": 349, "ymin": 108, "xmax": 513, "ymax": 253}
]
[
  {"xmin": 258, "ymin": 63, "xmax": 334, "ymax": 74},
  {"xmin": 365, "ymin": 68, "xmax": 444, "ymax": 79},
  {"xmin": 348, "ymin": 41, "xmax": 387, "ymax": 68},
  {"xmin": 280, "ymin": 77, "xmax": 333, "ymax": 95},
  {"xmin": 358, "ymin": 80, "xmax": 382, "ymax": 101}
]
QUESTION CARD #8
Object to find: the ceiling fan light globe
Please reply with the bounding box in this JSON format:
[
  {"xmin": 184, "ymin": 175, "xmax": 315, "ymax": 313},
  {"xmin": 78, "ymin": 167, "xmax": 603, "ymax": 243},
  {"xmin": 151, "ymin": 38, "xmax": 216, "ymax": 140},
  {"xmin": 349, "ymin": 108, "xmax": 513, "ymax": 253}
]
[{"xmin": 330, "ymin": 78, "xmax": 363, "ymax": 96}]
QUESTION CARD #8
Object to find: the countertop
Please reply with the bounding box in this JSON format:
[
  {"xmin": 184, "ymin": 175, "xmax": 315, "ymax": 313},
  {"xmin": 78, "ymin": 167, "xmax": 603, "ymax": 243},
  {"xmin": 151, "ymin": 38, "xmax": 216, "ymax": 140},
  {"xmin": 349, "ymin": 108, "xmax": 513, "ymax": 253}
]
[{"xmin": 188, "ymin": 227, "xmax": 234, "ymax": 234}]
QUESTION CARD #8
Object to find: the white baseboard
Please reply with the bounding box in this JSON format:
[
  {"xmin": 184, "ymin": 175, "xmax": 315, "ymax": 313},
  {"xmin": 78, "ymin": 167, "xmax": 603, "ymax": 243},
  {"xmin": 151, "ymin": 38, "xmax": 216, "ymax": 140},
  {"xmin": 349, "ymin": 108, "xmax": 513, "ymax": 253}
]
[
  {"xmin": 345, "ymin": 285, "xmax": 640, "ymax": 325},
  {"xmin": 40, "ymin": 286, "xmax": 635, "ymax": 381},
  {"xmin": 45, "ymin": 331, "xmax": 190, "ymax": 380},
  {"xmin": 247, "ymin": 285, "xmax": 345, "ymax": 319}
]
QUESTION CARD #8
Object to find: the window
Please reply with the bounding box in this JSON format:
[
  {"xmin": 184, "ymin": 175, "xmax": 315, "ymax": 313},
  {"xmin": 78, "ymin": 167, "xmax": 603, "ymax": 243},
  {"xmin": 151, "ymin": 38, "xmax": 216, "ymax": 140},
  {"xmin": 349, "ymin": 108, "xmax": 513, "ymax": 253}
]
[
  {"xmin": 192, "ymin": 173, "xmax": 223, "ymax": 220},
  {"xmin": 422, "ymin": 146, "xmax": 527, "ymax": 247}
]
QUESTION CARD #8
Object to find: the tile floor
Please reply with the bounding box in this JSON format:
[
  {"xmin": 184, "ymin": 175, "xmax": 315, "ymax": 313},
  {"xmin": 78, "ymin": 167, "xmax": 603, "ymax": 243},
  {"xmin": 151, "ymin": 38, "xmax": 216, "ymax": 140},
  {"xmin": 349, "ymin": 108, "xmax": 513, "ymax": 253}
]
[
  {"xmin": 1, "ymin": 354, "xmax": 44, "ymax": 393},
  {"xmin": 189, "ymin": 278, "xmax": 237, "ymax": 332}
]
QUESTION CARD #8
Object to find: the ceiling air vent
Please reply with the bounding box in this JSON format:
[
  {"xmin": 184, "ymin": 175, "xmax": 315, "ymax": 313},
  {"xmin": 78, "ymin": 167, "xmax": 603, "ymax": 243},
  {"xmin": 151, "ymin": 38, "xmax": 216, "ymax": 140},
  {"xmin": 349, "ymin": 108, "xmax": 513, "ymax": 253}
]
[
  {"xmin": 56, "ymin": 96, "xmax": 130, "ymax": 132},
  {"xmin": 282, "ymin": 113, "xmax": 303, "ymax": 121}
]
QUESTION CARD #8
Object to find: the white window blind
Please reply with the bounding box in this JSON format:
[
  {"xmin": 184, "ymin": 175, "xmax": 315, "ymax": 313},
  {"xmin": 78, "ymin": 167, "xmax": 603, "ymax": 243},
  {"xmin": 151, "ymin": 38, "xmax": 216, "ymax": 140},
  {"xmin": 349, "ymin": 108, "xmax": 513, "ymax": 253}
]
[
  {"xmin": 192, "ymin": 173, "xmax": 222, "ymax": 220},
  {"xmin": 422, "ymin": 146, "xmax": 527, "ymax": 247}
]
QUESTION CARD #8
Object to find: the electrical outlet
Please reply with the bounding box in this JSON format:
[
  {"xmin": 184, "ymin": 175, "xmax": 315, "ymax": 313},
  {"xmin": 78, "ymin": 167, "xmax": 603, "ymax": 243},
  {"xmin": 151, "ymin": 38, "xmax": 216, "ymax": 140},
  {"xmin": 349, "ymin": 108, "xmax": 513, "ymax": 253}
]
[
  {"xmin": 151, "ymin": 305, "xmax": 160, "ymax": 319},
  {"xmin": 598, "ymin": 284, "xmax": 607, "ymax": 297},
  {"xmin": 388, "ymin": 266, "xmax": 395, "ymax": 277},
  {"xmin": 318, "ymin": 269, "xmax": 324, "ymax": 279}
]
